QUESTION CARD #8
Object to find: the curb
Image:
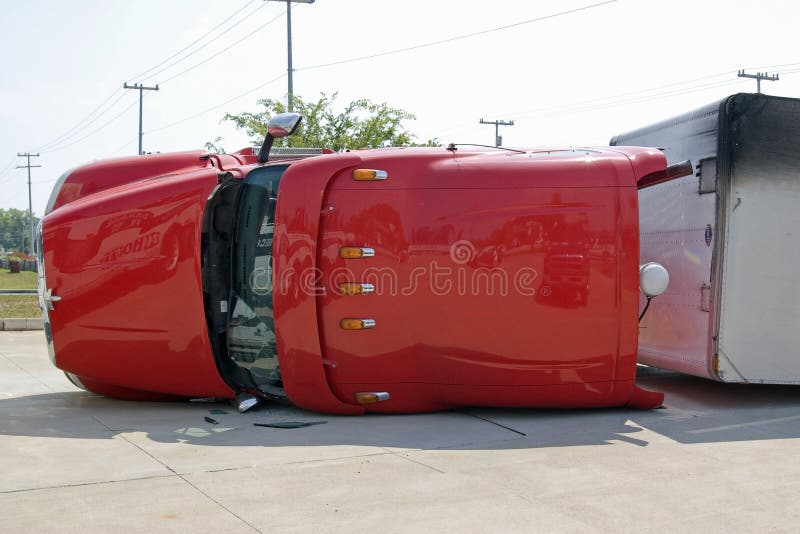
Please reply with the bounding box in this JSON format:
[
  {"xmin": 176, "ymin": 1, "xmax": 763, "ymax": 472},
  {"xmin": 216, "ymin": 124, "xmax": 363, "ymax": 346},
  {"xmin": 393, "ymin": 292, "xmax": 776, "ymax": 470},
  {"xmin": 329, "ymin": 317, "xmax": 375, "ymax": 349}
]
[{"xmin": 0, "ymin": 318, "xmax": 44, "ymax": 331}]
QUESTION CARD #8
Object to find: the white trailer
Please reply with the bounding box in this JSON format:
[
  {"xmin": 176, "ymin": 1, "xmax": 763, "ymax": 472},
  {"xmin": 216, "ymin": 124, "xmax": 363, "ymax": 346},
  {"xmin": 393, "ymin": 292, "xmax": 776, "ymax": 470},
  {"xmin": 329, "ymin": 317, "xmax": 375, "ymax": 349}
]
[{"xmin": 611, "ymin": 93, "xmax": 800, "ymax": 383}]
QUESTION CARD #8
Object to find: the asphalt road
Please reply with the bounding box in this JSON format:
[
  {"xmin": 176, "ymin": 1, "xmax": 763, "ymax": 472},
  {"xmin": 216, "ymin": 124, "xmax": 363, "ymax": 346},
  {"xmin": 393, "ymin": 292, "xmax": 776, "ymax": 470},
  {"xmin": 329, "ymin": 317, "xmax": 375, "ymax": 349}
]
[{"xmin": 2, "ymin": 331, "xmax": 800, "ymax": 533}]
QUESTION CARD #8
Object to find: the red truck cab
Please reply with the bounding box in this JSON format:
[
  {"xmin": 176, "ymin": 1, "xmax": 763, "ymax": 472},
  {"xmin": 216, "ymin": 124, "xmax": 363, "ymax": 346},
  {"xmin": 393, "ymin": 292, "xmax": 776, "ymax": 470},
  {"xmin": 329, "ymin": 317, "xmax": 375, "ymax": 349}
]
[{"xmin": 38, "ymin": 114, "xmax": 669, "ymax": 414}]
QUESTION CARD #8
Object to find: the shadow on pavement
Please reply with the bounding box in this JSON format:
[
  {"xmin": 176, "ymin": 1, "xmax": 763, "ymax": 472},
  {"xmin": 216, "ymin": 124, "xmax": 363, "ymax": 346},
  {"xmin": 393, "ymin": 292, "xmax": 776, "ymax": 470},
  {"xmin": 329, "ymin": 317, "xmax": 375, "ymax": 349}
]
[{"xmin": 2, "ymin": 368, "xmax": 800, "ymax": 450}]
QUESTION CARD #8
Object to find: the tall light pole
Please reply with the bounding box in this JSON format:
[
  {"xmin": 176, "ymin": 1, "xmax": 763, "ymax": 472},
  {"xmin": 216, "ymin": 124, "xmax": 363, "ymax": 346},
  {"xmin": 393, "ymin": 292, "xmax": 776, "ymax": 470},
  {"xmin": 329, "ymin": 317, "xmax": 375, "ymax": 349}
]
[
  {"xmin": 123, "ymin": 82, "xmax": 160, "ymax": 154},
  {"xmin": 267, "ymin": 0, "xmax": 315, "ymax": 110}
]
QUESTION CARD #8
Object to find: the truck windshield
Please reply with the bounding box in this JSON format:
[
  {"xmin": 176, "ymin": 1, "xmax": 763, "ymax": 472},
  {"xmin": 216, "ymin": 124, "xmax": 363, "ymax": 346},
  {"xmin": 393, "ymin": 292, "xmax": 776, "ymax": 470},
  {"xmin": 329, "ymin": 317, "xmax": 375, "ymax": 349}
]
[{"xmin": 228, "ymin": 164, "xmax": 288, "ymax": 396}]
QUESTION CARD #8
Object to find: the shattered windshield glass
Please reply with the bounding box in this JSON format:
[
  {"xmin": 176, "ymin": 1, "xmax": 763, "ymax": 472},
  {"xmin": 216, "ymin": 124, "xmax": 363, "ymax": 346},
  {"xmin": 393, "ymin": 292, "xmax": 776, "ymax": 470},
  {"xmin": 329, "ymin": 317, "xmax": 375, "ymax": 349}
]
[{"xmin": 228, "ymin": 164, "xmax": 288, "ymax": 397}]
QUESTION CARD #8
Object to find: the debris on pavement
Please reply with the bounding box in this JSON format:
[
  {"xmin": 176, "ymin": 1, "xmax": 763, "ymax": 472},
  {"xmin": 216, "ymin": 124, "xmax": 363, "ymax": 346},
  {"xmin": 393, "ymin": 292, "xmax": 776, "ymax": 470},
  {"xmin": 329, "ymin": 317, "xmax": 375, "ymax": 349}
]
[{"xmin": 253, "ymin": 421, "xmax": 327, "ymax": 429}]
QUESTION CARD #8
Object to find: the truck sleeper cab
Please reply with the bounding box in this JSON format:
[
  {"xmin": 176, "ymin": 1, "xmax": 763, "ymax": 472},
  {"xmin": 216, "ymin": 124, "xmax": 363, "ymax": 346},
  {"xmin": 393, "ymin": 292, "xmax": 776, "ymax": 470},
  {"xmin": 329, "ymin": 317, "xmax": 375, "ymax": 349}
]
[{"xmin": 39, "ymin": 122, "xmax": 668, "ymax": 414}]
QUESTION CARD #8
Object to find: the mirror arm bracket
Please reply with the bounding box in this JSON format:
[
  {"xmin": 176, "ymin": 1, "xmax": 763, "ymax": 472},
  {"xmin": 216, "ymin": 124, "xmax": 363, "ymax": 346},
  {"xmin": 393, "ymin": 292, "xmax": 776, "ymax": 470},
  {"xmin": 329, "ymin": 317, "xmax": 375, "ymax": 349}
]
[{"xmin": 257, "ymin": 134, "xmax": 275, "ymax": 164}]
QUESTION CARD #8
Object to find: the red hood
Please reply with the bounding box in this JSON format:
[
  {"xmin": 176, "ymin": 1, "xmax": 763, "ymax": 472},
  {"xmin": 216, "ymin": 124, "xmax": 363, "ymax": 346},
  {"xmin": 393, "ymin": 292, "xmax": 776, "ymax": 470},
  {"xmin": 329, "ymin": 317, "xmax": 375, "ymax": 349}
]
[{"xmin": 41, "ymin": 166, "xmax": 233, "ymax": 398}]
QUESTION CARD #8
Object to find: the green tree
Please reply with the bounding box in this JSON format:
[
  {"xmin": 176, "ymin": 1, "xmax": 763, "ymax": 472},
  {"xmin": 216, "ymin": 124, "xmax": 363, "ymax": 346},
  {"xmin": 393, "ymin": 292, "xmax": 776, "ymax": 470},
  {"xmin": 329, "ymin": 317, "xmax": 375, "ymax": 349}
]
[
  {"xmin": 204, "ymin": 136, "xmax": 226, "ymax": 155},
  {"xmin": 222, "ymin": 93, "xmax": 439, "ymax": 151},
  {"xmin": 0, "ymin": 209, "xmax": 39, "ymax": 254}
]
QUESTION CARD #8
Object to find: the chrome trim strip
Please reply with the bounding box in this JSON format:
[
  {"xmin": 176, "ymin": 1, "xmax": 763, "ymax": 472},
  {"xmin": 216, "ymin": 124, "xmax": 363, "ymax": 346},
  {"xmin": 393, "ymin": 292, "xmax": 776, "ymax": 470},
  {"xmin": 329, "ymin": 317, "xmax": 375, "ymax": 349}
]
[
  {"xmin": 43, "ymin": 289, "xmax": 61, "ymax": 311},
  {"xmin": 35, "ymin": 220, "xmax": 56, "ymax": 365},
  {"xmin": 359, "ymin": 283, "xmax": 375, "ymax": 294},
  {"xmin": 64, "ymin": 372, "xmax": 87, "ymax": 391}
]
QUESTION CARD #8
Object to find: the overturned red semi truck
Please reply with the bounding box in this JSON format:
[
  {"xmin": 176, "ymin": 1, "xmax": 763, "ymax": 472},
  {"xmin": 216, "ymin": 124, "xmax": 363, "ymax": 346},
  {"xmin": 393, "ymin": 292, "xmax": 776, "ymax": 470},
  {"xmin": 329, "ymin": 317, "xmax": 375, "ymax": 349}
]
[{"xmin": 36, "ymin": 113, "xmax": 680, "ymax": 414}]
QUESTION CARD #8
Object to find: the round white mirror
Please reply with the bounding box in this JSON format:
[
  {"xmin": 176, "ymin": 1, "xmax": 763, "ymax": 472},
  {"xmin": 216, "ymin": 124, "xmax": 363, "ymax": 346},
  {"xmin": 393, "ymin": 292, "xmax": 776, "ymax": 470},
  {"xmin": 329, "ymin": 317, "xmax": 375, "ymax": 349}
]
[{"xmin": 640, "ymin": 262, "xmax": 669, "ymax": 297}]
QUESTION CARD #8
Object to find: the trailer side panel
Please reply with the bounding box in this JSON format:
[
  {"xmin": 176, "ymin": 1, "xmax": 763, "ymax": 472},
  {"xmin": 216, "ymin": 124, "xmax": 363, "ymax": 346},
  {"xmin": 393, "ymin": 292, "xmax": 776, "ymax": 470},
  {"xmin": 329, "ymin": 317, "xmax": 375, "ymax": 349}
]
[
  {"xmin": 612, "ymin": 99, "xmax": 722, "ymax": 378},
  {"xmin": 715, "ymin": 95, "xmax": 800, "ymax": 383}
]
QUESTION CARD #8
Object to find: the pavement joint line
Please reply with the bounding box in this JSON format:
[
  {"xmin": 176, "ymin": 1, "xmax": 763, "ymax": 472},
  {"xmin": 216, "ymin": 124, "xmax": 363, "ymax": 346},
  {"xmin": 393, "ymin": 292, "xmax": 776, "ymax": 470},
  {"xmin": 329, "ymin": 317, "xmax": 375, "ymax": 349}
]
[
  {"xmin": 381, "ymin": 448, "xmax": 446, "ymax": 474},
  {"xmin": 0, "ymin": 473, "xmax": 180, "ymax": 495},
  {"xmin": 175, "ymin": 472, "xmax": 263, "ymax": 534},
  {"xmin": 182, "ymin": 465, "xmax": 257, "ymax": 476},
  {"xmin": 99, "ymin": 417, "xmax": 262, "ymax": 534},
  {"xmin": 459, "ymin": 410, "xmax": 528, "ymax": 436},
  {"xmin": 426, "ymin": 432, "xmax": 529, "ymax": 450},
  {"xmin": 1, "ymin": 350, "xmax": 58, "ymax": 394},
  {"xmin": 283, "ymin": 447, "xmax": 447, "ymax": 474},
  {"xmin": 687, "ymin": 414, "xmax": 800, "ymax": 434},
  {"xmin": 285, "ymin": 451, "xmax": 394, "ymax": 466}
]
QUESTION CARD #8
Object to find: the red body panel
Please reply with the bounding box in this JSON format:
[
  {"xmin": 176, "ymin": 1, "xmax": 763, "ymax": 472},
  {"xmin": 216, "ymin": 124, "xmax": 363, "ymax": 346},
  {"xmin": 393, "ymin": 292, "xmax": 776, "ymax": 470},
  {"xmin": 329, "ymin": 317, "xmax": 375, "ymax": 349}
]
[
  {"xmin": 40, "ymin": 145, "xmax": 666, "ymax": 414},
  {"xmin": 310, "ymin": 149, "xmax": 649, "ymax": 412},
  {"xmin": 48, "ymin": 151, "xmax": 211, "ymax": 213},
  {"xmin": 272, "ymin": 154, "xmax": 367, "ymax": 414},
  {"xmin": 269, "ymin": 147, "xmax": 664, "ymax": 413},
  {"xmin": 42, "ymin": 164, "xmax": 234, "ymax": 399}
]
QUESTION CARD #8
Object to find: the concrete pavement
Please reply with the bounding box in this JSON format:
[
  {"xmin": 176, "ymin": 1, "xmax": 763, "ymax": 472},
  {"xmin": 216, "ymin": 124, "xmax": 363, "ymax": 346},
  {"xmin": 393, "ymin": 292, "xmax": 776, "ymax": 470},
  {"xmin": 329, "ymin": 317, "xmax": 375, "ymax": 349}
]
[{"xmin": 1, "ymin": 330, "xmax": 800, "ymax": 533}]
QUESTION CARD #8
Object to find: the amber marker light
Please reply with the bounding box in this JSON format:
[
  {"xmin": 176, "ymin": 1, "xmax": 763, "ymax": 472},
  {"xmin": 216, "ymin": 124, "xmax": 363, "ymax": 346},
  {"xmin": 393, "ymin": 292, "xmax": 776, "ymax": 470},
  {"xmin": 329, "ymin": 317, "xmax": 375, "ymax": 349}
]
[
  {"xmin": 355, "ymin": 391, "xmax": 390, "ymax": 404},
  {"xmin": 339, "ymin": 247, "xmax": 375, "ymax": 259},
  {"xmin": 352, "ymin": 168, "xmax": 388, "ymax": 181},
  {"xmin": 338, "ymin": 283, "xmax": 375, "ymax": 296},
  {"xmin": 340, "ymin": 318, "xmax": 376, "ymax": 330}
]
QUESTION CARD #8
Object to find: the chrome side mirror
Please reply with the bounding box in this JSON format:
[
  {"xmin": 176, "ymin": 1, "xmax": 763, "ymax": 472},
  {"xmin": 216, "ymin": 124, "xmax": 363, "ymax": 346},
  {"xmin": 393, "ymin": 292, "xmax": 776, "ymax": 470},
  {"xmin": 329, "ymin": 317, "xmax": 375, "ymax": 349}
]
[
  {"xmin": 258, "ymin": 112, "xmax": 303, "ymax": 163},
  {"xmin": 268, "ymin": 113, "xmax": 303, "ymax": 138}
]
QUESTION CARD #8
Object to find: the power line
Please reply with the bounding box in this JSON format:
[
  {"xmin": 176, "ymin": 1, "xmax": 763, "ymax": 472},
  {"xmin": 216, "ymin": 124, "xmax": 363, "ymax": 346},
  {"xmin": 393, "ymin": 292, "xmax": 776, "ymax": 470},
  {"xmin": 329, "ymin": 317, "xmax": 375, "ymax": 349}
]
[
  {"xmin": 140, "ymin": 1, "xmax": 272, "ymax": 83},
  {"xmin": 0, "ymin": 156, "xmax": 17, "ymax": 176},
  {"xmin": 146, "ymin": 73, "xmax": 286, "ymax": 134},
  {"xmin": 132, "ymin": 0, "xmax": 263, "ymax": 82},
  {"xmin": 38, "ymin": 91, "xmax": 132, "ymax": 152},
  {"xmin": 35, "ymin": 89, "xmax": 124, "ymax": 151},
  {"xmin": 743, "ymin": 60, "xmax": 800, "ymax": 72},
  {"xmin": 431, "ymin": 77, "xmax": 756, "ymax": 142},
  {"xmin": 296, "ymin": 0, "xmax": 617, "ymax": 72},
  {"xmin": 47, "ymin": 100, "xmax": 139, "ymax": 153},
  {"xmin": 497, "ymin": 70, "xmax": 735, "ymax": 120},
  {"xmin": 522, "ymin": 79, "xmax": 743, "ymax": 120},
  {"xmin": 19, "ymin": 0, "xmax": 613, "ymax": 160},
  {"xmin": 0, "ymin": 157, "xmax": 19, "ymax": 186},
  {"xmin": 430, "ymin": 72, "xmax": 735, "ymax": 138},
  {"xmin": 110, "ymin": 138, "xmax": 138, "ymax": 157},
  {"xmin": 496, "ymin": 61, "xmax": 800, "ymax": 122},
  {"xmin": 159, "ymin": 10, "xmax": 286, "ymax": 84},
  {"xmin": 32, "ymin": 2, "xmax": 271, "ymax": 155}
]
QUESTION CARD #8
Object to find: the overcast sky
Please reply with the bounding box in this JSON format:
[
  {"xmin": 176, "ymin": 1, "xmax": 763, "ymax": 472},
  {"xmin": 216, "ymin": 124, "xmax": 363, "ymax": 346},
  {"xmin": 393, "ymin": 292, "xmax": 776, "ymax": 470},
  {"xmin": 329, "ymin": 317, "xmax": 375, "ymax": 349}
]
[{"xmin": 1, "ymin": 0, "xmax": 798, "ymax": 215}]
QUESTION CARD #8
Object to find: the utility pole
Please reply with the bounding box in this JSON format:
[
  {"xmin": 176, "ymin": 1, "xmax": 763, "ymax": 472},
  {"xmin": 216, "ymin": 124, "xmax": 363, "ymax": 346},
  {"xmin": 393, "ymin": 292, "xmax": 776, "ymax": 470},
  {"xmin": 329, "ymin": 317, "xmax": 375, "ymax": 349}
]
[
  {"xmin": 479, "ymin": 119, "xmax": 515, "ymax": 147},
  {"xmin": 123, "ymin": 83, "xmax": 160, "ymax": 155},
  {"xmin": 266, "ymin": 0, "xmax": 315, "ymax": 110},
  {"xmin": 737, "ymin": 70, "xmax": 779, "ymax": 94},
  {"xmin": 16, "ymin": 152, "xmax": 40, "ymax": 256}
]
